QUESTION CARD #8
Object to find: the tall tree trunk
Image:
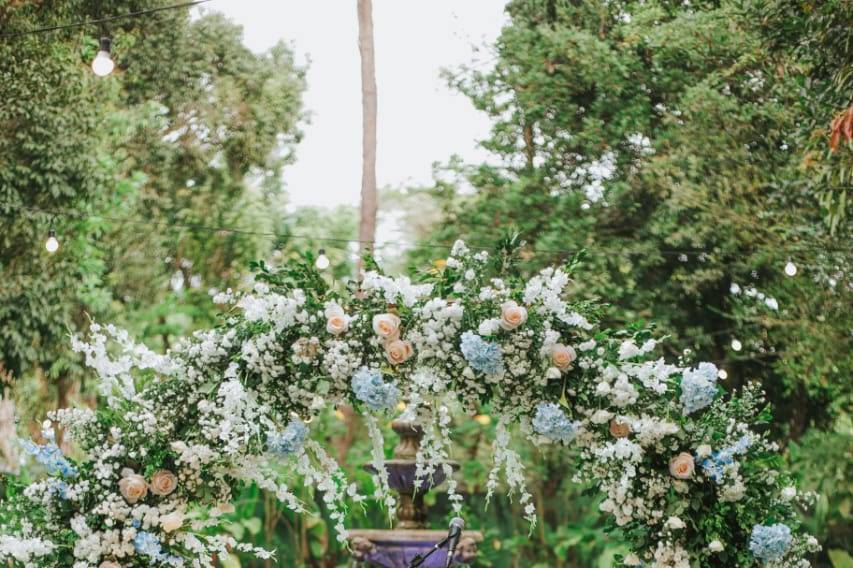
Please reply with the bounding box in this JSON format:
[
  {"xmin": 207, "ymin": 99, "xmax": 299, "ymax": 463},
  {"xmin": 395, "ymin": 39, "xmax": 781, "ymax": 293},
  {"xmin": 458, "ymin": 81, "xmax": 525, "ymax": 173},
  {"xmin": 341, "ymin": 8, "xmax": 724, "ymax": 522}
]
[{"xmin": 357, "ymin": 0, "xmax": 378, "ymax": 269}]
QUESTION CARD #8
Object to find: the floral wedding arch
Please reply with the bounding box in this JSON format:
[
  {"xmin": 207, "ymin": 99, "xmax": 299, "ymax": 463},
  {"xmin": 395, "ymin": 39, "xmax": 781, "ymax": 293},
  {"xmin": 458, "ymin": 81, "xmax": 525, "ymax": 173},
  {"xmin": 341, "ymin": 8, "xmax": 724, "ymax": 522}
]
[{"xmin": 0, "ymin": 241, "xmax": 819, "ymax": 567}]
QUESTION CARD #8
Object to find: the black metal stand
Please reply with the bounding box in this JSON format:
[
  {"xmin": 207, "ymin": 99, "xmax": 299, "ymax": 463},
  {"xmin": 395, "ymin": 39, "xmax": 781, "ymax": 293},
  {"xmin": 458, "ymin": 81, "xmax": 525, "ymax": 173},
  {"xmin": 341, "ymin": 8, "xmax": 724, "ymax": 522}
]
[{"xmin": 408, "ymin": 528, "xmax": 459, "ymax": 568}]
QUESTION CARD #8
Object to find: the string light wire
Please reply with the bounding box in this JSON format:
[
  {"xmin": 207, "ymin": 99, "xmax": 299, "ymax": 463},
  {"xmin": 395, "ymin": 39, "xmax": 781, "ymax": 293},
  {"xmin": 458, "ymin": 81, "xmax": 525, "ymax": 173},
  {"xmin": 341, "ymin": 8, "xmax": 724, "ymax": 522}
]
[
  {"xmin": 0, "ymin": 0, "xmax": 213, "ymax": 39},
  {"xmin": 3, "ymin": 201, "xmax": 850, "ymax": 262}
]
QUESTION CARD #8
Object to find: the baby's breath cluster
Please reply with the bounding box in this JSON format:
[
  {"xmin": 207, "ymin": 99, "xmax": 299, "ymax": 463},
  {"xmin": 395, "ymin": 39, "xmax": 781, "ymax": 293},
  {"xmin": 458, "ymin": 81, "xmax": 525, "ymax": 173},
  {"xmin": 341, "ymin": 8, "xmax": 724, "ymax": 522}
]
[{"xmin": 0, "ymin": 242, "xmax": 817, "ymax": 567}]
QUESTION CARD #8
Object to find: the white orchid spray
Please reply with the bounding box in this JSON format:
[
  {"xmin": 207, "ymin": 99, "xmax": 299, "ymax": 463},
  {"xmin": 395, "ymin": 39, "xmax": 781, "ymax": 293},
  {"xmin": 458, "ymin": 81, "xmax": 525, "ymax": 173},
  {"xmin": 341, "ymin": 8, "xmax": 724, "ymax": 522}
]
[{"xmin": 0, "ymin": 241, "xmax": 819, "ymax": 567}]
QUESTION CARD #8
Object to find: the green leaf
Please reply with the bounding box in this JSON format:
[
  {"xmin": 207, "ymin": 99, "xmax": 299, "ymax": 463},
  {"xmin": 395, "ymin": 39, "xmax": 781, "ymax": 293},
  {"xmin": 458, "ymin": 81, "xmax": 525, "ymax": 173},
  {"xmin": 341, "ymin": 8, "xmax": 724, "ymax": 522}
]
[
  {"xmin": 830, "ymin": 550, "xmax": 853, "ymax": 568},
  {"xmin": 242, "ymin": 516, "xmax": 262, "ymax": 536}
]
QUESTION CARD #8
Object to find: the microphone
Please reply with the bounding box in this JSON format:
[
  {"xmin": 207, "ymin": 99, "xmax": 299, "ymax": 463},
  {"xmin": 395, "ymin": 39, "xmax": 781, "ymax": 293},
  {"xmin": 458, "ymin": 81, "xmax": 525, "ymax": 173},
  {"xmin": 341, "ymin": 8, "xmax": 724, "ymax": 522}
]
[{"xmin": 444, "ymin": 517, "xmax": 465, "ymax": 568}]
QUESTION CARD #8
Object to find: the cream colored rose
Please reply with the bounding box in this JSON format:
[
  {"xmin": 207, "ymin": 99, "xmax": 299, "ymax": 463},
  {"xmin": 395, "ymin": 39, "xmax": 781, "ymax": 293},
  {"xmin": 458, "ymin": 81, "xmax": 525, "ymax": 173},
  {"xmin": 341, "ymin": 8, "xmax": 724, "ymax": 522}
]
[
  {"xmin": 385, "ymin": 339, "xmax": 414, "ymax": 365},
  {"xmin": 159, "ymin": 510, "xmax": 184, "ymax": 533},
  {"xmin": 609, "ymin": 419, "xmax": 631, "ymax": 439},
  {"xmin": 215, "ymin": 502, "xmax": 236, "ymax": 515},
  {"xmin": 669, "ymin": 452, "xmax": 695, "ymax": 480},
  {"xmin": 325, "ymin": 306, "xmax": 349, "ymax": 335},
  {"xmin": 99, "ymin": 562, "xmax": 121, "ymax": 568},
  {"xmin": 499, "ymin": 301, "xmax": 528, "ymax": 331},
  {"xmin": 149, "ymin": 469, "xmax": 178, "ymax": 497},
  {"xmin": 118, "ymin": 470, "xmax": 148, "ymax": 504},
  {"xmin": 551, "ymin": 344, "xmax": 577, "ymax": 370},
  {"xmin": 372, "ymin": 313, "xmax": 401, "ymax": 341}
]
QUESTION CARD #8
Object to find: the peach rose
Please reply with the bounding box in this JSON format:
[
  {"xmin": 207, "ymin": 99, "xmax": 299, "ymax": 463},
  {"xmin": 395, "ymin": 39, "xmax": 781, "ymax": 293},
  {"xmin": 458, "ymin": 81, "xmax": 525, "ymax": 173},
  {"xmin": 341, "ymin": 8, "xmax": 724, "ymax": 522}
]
[
  {"xmin": 669, "ymin": 452, "xmax": 695, "ymax": 480},
  {"xmin": 372, "ymin": 313, "xmax": 401, "ymax": 341},
  {"xmin": 325, "ymin": 305, "xmax": 349, "ymax": 335},
  {"xmin": 99, "ymin": 562, "xmax": 121, "ymax": 568},
  {"xmin": 551, "ymin": 344, "xmax": 577, "ymax": 370},
  {"xmin": 215, "ymin": 502, "xmax": 236, "ymax": 515},
  {"xmin": 385, "ymin": 339, "xmax": 414, "ymax": 365},
  {"xmin": 118, "ymin": 469, "xmax": 148, "ymax": 504},
  {"xmin": 499, "ymin": 301, "xmax": 528, "ymax": 331},
  {"xmin": 149, "ymin": 469, "xmax": 178, "ymax": 497},
  {"xmin": 160, "ymin": 510, "xmax": 184, "ymax": 533},
  {"xmin": 609, "ymin": 419, "xmax": 631, "ymax": 439}
]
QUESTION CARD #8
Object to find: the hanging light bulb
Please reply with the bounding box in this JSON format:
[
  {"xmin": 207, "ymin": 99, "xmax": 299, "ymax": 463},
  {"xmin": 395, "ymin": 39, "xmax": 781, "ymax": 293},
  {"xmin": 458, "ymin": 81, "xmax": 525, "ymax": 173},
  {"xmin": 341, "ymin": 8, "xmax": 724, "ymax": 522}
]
[
  {"xmin": 45, "ymin": 229, "xmax": 59, "ymax": 253},
  {"xmin": 315, "ymin": 248, "xmax": 330, "ymax": 270},
  {"xmin": 91, "ymin": 37, "xmax": 115, "ymax": 76},
  {"xmin": 784, "ymin": 261, "xmax": 797, "ymax": 277},
  {"xmin": 731, "ymin": 338, "xmax": 743, "ymax": 352}
]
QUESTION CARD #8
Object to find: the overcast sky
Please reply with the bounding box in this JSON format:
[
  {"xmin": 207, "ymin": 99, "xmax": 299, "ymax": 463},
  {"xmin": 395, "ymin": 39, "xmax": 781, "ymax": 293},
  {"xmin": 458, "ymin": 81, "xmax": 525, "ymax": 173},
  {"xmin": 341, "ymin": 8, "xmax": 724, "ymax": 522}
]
[{"xmin": 209, "ymin": 0, "xmax": 508, "ymax": 209}]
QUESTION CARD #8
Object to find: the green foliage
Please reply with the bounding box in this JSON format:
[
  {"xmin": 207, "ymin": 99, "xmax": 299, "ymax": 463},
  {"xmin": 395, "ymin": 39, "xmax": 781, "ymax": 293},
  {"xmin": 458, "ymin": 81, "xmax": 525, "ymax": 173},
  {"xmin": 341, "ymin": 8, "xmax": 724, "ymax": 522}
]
[
  {"xmin": 0, "ymin": 1, "xmax": 306, "ymax": 390},
  {"xmin": 403, "ymin": 0, "xmax": 851, "ymax": 563}
]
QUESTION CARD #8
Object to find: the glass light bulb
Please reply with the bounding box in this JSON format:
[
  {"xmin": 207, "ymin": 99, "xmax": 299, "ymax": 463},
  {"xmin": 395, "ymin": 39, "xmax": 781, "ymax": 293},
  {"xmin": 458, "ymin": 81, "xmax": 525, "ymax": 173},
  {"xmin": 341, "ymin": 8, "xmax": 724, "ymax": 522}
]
[
  {"xmin": 784, "ymin": 261, "xmax": 797, "ymax": 277},
  {"xmin": 315, "ymin": 251, "xmax": 330, "ymax": 270},
  {"xmin": 731, "ymin": 338, "xmax": 742, "ymax": 352},
  {"xmin": 45, "ymin": 235, "xmax": 59, "ymax": 253},
  {"xmin": 92, "ymin": 51, "xmax": 114, "ymax": 76}
]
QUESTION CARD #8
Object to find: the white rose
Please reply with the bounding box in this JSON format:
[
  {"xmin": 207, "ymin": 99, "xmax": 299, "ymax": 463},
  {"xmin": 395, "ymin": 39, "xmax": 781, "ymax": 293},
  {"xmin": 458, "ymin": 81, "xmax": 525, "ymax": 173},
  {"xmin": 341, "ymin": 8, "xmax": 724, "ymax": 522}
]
[
  {"xmin": 781, "ymin": 486, "xmax": 797, "ymax": 501},
  {"xmin": 159, "ymin": 510, "xmax": 184, "ymax": 533},
  {"xmin": 696, "ymin": 444, "xmax": 713, "ymax": 458},
  {"xmin": 325, "ymin": 305, "xmax": 349, "ymax": 335},
  {"xmin": 372, "ymin": 313, "xmax": 401, "ymax": 341},
  {"xmin": 669, "ymin": 452, "xmax": 695, "ymax": 480},
  {"xmin": 551, "ymin": 344, "xmax": 577, "ymax": 370},
  {"xmin": 708, "ymin": 540, "xmax": 724, "ymax": 553},
  {"xmin": 149, "ymin": 470, "xmax": 178, "ymax": 497},
  {"xmin": 478, "ymin": 319, "xmax": 500, "ymax": 336},
  {"xmin": 664, "ymin": 516, "xmax": 685, "ymax": 530},
  {"xmin": 385, "ymin": 339, "xmax": 414, "ymax": 365},
  {"xmin": 118, "ymin": 470, "xmax": 148, "ymax": 504},
  {"xmin": 499, "ymin": 301, "xmax": 528, "ymax": 331},
  {"xmin": 590, "ymin": 409, "xmax": 613, "ymax": 424}
]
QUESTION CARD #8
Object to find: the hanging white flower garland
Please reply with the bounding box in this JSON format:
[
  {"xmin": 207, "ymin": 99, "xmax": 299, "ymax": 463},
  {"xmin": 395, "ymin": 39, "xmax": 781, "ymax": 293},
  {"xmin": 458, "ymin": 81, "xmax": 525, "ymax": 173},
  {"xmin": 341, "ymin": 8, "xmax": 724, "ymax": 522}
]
[{"xmin": 0, "ymin": 241, "xmax": 820, "ymax": 567}]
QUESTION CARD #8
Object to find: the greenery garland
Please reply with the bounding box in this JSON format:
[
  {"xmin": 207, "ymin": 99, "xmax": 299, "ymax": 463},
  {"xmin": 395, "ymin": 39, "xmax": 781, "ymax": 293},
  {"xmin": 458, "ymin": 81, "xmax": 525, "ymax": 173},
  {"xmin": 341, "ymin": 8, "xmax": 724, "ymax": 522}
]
[{"xmin": 0, "ymin": 241, "xmax": 819, "ymax": 567}]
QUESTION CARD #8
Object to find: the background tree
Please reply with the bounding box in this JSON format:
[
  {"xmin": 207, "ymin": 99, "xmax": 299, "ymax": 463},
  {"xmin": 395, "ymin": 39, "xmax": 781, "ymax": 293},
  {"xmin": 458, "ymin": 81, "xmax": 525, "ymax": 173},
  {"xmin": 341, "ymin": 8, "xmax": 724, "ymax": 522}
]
[
  {"xmin": 0, "ymin": 0, "xmax": 306, "ymax": 418},
  {"xmin": 405, "ymin": 0, "xmax": 851, "ymax": 563},
  {"xmin": 357, "ymin": 0, "xmax": 378, "ymax": 262}
]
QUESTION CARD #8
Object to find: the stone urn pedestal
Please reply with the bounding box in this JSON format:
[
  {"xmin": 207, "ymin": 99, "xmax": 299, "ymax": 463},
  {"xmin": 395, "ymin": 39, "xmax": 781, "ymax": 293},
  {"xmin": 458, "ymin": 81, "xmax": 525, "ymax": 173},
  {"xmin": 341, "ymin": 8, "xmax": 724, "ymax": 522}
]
[{"xmin": 348, "ymin": 420, "xmax": 483, "ymax": 567}]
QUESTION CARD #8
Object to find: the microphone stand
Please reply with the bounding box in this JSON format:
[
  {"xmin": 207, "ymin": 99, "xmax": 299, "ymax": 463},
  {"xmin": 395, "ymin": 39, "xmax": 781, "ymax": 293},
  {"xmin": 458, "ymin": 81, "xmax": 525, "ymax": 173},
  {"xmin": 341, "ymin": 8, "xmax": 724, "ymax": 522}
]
[{"xmin": 407, "ymin": 527, "xmax": 460, "ymax": 568}]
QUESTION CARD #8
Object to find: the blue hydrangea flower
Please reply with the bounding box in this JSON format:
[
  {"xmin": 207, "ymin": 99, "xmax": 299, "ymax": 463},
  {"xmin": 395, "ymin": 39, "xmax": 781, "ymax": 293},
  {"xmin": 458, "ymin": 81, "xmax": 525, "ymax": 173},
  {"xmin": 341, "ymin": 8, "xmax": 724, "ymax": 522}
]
[
  {"xmin": 134, "ymin": 532, "xmax": 184, "ymax": 566},
  {"xmin": 700, "ymin": 451, "xmax": 734, "ymax": 484},
  {"xmin": 460, "ymin": 331, "xmax": 504, "ymax": 375},
  {"xmin": 20, "ymin": 439, "xmax": 77, "ymax": 478},
  {"xmin": 268, "ymin": 419, "xmax": 310, "ymax": 456},
  {"xmin": 47, "ymin": 479, "xmax": 69, "ymax": 500},
  {"xmin": 532, "ymin": 403, "xmax": 580, "ymax": 444},
  {"xmin": 352, "ymin": 367, "xmax": 399, "ymax": 411},
  {"xmin": 134, "ymin": 531, "xmax": 163, "ymax": 558},
  {"xmin": 700, "ymin": 435, "xmax": 752, "ymax": 484},
  {"xmin": 749, "ymin": 524, "xmax": 792, "ymax": 562},
  {"xmin": 693, "ymin": 361, "xmax": 719, "ymax": 382},
  {"xmin": 679, "ymin": 363, "xmax": 719, "ymax": 415}
]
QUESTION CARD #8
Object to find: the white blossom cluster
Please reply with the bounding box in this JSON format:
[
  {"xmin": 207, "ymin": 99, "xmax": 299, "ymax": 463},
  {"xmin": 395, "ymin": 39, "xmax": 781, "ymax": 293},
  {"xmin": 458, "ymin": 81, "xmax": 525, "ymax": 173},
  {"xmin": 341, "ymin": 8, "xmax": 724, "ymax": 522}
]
[{"xmin": 1, "ymin": 241, "xmax": 818, "ymax": 567}]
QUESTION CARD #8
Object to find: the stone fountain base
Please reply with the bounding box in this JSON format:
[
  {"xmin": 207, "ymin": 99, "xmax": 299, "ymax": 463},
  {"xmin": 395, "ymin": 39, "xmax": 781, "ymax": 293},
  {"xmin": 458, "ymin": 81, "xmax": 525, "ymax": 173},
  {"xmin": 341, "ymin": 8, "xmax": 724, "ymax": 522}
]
[
  {"xmin": 349, "ymin": 528, "xmax": 482, "ymax": 568},
  {"xmin": 347, "ymin": 420, "xmax": 483, "ymax": 568}
]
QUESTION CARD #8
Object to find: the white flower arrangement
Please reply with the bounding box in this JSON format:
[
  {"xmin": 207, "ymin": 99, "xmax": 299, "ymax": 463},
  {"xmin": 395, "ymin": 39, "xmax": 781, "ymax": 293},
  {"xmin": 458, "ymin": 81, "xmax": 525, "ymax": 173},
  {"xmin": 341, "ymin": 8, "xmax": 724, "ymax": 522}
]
[{"xmin": 0, "ymin": 241, "xmax": 819, "ymax": 567}]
